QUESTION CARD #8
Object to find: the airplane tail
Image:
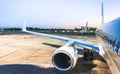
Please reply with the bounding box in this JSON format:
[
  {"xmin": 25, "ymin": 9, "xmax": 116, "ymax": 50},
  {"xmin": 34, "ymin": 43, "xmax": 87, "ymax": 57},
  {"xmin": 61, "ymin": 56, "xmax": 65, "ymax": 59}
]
[
  {"xmin": 101, "ymin": 1, "xmax": 104, "ymax": 24},
  {"xmin": 86, "ymin": 21, "xmax": 88, "ymax": 28},
  {"xmin": 22, "ymin": 21, "xmax": 26, "ymax": 31}
]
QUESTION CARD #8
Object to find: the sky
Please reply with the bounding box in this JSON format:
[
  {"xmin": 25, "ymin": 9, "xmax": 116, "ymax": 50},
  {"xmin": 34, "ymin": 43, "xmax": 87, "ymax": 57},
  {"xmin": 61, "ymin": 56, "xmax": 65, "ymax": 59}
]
[{"xmin": 0, "ymin": 0, "xmax": 120, "ymax": 28}]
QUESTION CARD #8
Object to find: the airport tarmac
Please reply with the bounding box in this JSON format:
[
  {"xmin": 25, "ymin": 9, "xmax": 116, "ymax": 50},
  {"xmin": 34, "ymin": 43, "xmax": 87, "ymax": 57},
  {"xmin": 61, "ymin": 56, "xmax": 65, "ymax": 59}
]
[{"xmin": 0, "ymin": 33, "xmax": 111, "ymax": 74}]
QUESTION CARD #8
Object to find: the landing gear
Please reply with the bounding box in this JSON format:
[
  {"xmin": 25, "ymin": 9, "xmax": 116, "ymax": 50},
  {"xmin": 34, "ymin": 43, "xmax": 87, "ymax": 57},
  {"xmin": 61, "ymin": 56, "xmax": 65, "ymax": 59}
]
[{"xmin": 84, "ymin": 49, "xmax": 93, "ymax": 60}]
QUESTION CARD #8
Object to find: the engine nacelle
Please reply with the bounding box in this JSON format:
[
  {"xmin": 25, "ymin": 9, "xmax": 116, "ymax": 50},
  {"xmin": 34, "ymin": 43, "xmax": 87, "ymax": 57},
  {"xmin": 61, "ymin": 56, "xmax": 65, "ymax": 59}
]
[{"xmin": 52, "ymin": 44, "xmax": 78, "ymax": 71}]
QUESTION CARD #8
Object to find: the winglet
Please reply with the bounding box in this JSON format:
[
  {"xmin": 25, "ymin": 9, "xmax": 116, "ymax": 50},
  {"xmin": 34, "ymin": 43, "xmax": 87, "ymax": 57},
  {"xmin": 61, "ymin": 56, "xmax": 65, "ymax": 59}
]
[{"xmin": 22, "ymin": 21, "xmax": 26, "ymax": 31}]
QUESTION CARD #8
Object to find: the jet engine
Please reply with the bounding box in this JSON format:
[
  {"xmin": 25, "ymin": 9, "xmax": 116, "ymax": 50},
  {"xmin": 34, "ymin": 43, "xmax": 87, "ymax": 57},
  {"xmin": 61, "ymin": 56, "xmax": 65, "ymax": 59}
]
[{"xmin": 52, "ymin": 43, "xmax": 78, "ymax": 71}]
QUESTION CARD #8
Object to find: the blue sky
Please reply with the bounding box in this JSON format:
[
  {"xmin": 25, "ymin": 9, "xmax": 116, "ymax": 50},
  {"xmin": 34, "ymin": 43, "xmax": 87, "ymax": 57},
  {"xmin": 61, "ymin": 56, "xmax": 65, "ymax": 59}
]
[{"xmin": 0, "ymin": 0, "xmax": 120, "ymax": 28}]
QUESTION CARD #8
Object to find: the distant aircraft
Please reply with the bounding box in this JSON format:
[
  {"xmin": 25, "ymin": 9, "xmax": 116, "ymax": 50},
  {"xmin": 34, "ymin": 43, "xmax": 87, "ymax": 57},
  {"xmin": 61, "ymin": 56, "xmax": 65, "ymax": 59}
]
[
  {"xmin": 77, "ymin": 21, "xmax": 96, "ymax": 33},
  {"xmin": 22, "ymin": 1, "xmax": 120, "ymax": 73}
]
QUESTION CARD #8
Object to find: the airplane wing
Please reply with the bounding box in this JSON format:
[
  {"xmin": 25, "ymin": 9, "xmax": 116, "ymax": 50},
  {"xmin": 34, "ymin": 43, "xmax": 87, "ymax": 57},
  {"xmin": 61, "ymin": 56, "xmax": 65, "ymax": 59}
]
[{"xmin": 22, "ymin": 24, "xmax": 99, "ymax": 52}]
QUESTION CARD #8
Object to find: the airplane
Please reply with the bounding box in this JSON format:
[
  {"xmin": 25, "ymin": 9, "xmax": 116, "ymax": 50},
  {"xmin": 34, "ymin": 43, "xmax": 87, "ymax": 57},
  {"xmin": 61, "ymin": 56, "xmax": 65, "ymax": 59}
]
[
  {"xmin": 22, "ymin": 21, "xmax": 99, "ymax": 71},
  {"xmin": 97, "ymin": 1, "xmax": 120, "ymax": 57},
  {"xmin": 22, "ymin": 1, "xmax": 120, "ymax": 74},
  {"xmin": 76, "ymin": 21, "xmax": 97, "ymax": 33},
  {"xmin": 97, "ymin": 17, "xmax": 120, "ymax": 56}
]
